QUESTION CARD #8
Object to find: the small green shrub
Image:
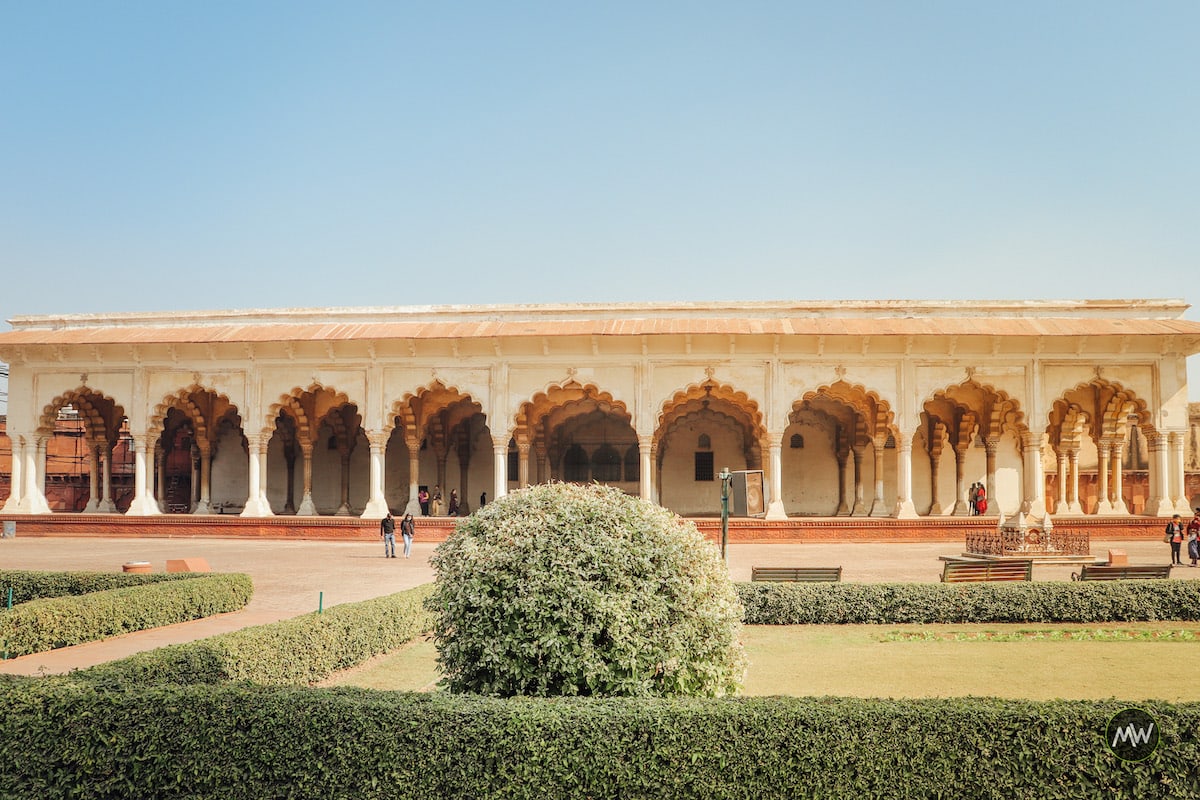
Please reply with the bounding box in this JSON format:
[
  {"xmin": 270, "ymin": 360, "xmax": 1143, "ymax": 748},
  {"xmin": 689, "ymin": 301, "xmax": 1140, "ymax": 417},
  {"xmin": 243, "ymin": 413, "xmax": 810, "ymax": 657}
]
[
  {"xmin": 428, "ymin": 482, "xmax": 746, "ymax": 697},
  {"xmin": 737, "ymin": 579, "xmax": 1200, "ymax": 625},
  {"xmin": 0, "ymin": 570, "xmax": 196, "ymax": 605},
  {"xmin": 81, "ymin": 583, "xmax": 434, "ymax": 687},
  {"xmin": 0, "ymin": 574, "xmax": 252, "ymax": 658}
]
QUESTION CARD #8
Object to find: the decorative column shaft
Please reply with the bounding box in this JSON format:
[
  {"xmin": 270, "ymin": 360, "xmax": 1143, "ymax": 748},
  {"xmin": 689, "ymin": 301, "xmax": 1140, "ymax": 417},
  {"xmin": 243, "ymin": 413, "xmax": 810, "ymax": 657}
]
[
  {"xmin": 638, "ymin": 436, "xmax": 653, "ymax": 501},
  {"xmin": 851, "ymin": 447, "xmax": 867, "ymax": 516},
  {"xmin": 83, "ymin": 445, "xmax": 100, "ymax": 513},
  {"xmin": 98, "ymin": 445, "xmax": 115, "ymax": 513},
  {"xmin": 2, "ymin": 436, "xmax": 25, "ymax": 513},
  {"xmin": 868, "ymin": 439, "xmax": 887, "ymax": 517},
  {"xmin": 240, "ymin": 435, "xmax": 274, "ymax": 517},
  {"xmin": 765, "ymin": 433, "xmax": 787, "ymax": 520},
  {"xmin": 983, "ymin": 438, "xmax": 999, "ymax": 516},
  {"xmin": 1110, "ymin": 441, "xmax": 1129, "ymax": 514},
  {"xmin": 1067, "ymin": 449, "xmax": 1083, "ymax": 514},
  {"xmin": 361, "ymin": 433, "xmax": 389, "ymax": 519},
  {"xmin": 517, "ymin": 442, "xmax": 531, "ymax": 489},
  {"xmin": 1096, "ymin": 442, "xmax": 1113, "ymax": 515},
  {"xmin": 1054, "ymin": 450, "xmax": 1070, "ymax": 515},
  {"xmin": 835, "ymin": 451, "xmax": 850, "ymax": 516},
  {"xmin": 893, "ymin": 437, "xmax": 918, "ymax": 519},
  {"xmin": 125, "ymin": 434, "xmax": 161, "ymax": 516},
  {"xmin": 1147, "ymin": 434, "xmax": 1173, "ymax": 516},
  {"xmin": 953, "ymin": 447, "xmax": 969, "ymax": 515},
  {"xmin": 492, "ymin": 438, "xmax": 508, "ymax": 500},
  {"xmin": 1170, "ymin": 433, "xmax": 1190, "ymax": 515}
]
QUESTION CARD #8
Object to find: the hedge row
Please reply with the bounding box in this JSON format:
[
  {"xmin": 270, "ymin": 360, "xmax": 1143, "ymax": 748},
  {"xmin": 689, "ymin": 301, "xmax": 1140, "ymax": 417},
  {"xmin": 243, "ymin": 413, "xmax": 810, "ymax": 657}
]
[
  {"xmin": 736, "ymin": 579, "xmax": 1200, "ymax": 624},
  {"xmin": 0, "ymin": 683, "xmax": 1196, "ymax": 799},
  {"xmin": 80, "ymin": 582, "xmax": 435, "ymax": 687},
  {"xmin": 0, "ymin": 574, "xmax": 253, "ymax": 658},
  {"xmin": 0, "ymin": 569, "xmax": 197, "ymax": 605}
]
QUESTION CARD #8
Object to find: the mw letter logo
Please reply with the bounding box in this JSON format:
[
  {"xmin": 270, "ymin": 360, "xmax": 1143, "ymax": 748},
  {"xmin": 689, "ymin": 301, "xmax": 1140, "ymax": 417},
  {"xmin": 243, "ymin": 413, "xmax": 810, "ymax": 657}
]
[{"xmin": 1105, "ymin": 708, "xmax": 1159, "ymax": 762}]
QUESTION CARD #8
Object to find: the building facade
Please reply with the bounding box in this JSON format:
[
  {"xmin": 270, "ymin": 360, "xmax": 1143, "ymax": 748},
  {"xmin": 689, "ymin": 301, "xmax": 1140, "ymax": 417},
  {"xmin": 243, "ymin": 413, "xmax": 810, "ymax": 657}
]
[{"xmin": 2, "ymin": 300, "xmax": 1199, "ymax": 523}]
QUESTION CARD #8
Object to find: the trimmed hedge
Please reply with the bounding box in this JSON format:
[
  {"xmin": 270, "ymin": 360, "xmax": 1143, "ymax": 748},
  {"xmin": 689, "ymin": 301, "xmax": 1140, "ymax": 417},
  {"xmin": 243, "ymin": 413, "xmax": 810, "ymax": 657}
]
[
  {"xmin": 80, "ymin": 583, "xmax": 435, "ymax": 687},
  {"xmin": 737, "ymin": 579, "xmax": 1200, "ymax": 625},
  {"xmin": 0, "ymin": 574, "xmax": 253, "ymax": 658},
  {"xmin": 0, "ymin": 569, "xmax": 198, "ymax": 605},
  {"xmin": 0, "ymin": 682, "xmax": 1196, "ymax": 799}
]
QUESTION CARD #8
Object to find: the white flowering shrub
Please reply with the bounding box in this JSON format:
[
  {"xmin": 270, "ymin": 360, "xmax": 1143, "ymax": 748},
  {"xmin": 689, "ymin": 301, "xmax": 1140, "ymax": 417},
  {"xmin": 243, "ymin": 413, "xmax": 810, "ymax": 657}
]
[{"xmin": 427, "ymin": 482, "xmax": 746, "ymax": 697}]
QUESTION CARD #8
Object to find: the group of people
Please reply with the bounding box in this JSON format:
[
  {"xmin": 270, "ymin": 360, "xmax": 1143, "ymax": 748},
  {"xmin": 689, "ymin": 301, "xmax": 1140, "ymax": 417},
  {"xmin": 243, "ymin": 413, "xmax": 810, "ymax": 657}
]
[
  {"xmin": 416, "ymin": 485, "xmax": 484, "ymax": 517},
  {"xmin": 1164, "ymin": 509, "xmax": 1200, "ymax": 567},
  {"xmin": 968, "ymin": 482, "xmax": 988, "ymax": 515},
  {"xmin": 379, "ymin": 512, "xmax": 416, "ymax": 559}
]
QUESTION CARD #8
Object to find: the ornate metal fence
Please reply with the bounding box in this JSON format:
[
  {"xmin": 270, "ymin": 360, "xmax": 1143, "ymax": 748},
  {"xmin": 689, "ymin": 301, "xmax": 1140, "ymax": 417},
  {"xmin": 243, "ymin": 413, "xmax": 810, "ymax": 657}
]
[{"xmin": 966, "ymin": 526, "xmax": 1090, "ymax": 556}]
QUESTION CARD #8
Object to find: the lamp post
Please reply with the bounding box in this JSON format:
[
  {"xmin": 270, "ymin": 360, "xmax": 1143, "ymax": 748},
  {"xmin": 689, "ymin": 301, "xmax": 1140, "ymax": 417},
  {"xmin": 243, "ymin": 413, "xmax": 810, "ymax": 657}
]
[{"xmin": 719, "ymin": 466, "xmax": 732, "ymax": 563}]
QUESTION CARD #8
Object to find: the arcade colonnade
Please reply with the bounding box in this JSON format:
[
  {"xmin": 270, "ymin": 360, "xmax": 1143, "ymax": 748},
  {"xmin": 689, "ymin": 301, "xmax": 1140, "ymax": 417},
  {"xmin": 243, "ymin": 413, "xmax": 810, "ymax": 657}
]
[{"xmin": 2, "ymin": 300, "xmax": 1198, "ymax": 523}]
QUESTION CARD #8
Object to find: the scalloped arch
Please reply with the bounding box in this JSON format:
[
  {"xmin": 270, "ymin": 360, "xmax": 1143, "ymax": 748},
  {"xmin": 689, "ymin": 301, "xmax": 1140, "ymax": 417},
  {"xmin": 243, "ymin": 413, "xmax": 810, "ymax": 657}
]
[
  {"xmin": 514, "ymin": 381, "xmax": 631, "ymax": 442},
  {"xmin": 920, "ymin": 378, "xmax": 1028, "ymax": 438},
  {"xmin": 798, "ymin": 380, "xmax": 896, "ymax": 439},
  {"xmin": 38, "ymin": 386, "xmax": 124, "ymax": 442},
  {"xmin": 149, "ymin": 384, "xmax": 239, "ymax": 443},
  {"xmin": 389, "ymin": 380, "xmax": 486, "ymax": 438},
  {"xmin": 656, "ymin": 380, "xmax": 764, "ymax": 435}
]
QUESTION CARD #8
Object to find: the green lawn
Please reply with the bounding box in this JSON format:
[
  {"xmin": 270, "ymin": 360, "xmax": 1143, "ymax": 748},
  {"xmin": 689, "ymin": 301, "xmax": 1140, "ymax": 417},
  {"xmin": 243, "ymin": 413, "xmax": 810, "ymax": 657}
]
[{"xmin": 323, "ymin": 623, "xmax": 1200, "ymax": 701}]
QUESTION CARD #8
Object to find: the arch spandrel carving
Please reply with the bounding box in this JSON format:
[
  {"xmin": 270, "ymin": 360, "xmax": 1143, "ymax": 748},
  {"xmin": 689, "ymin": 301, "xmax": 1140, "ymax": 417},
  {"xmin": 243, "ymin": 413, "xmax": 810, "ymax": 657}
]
[
  {"xmin": 391, "ymin": 380, "xmax": 487, "ymax": 439},
  {"xmin": 921, "ymin": 379, "xmax": 1028, "ymax": 440}
]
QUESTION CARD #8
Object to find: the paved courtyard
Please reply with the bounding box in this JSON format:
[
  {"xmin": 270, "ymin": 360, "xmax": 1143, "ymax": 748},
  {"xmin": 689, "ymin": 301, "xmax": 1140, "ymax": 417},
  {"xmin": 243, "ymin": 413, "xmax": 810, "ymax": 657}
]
[{"xmin": 0, "ymin": 535, "xmax": 1190, "ymax": 677}]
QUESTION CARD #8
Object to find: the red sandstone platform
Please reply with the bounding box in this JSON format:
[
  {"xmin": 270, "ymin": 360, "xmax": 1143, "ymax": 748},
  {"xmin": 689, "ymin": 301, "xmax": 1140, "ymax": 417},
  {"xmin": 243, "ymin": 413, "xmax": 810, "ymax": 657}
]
[{"xmin": 0, "ymin": 512, "xmax": 1170, "ymax": 543}]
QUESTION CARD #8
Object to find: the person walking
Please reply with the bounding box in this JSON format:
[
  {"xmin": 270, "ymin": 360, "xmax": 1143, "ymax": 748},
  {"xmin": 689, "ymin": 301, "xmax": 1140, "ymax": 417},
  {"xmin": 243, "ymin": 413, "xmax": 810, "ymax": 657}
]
[
  {"xmin": 448, "ymin": 489, "xmax": 460, "ymax": 517},
  {"xmin": 400, "ymin": 513, "xmax": 415, "ymax": 559},
  {"xmin": 380, "ymin": 512, "xmax": 396, "ymax": 559},
  {"xmin": 1166, "ymin": 514, "xmax": 1185, "ymax": 565},
  {"xmin": 968, "ymin": 483, "xmax": 978, "ymax": 516},
  {"xmin": 1187, "ymin": 509, "xmax": 1200, "ymax": 568},
  {"xmin": 431, "ymin": 485, "xmax": 443, "ymax": 516},
  {"xmin": 418, "ymin": 488, "xmax": 429, "ymax": 516},
  {"xmin": 480, "ymin": 491, "xmax": 487, "ymax": 508}
]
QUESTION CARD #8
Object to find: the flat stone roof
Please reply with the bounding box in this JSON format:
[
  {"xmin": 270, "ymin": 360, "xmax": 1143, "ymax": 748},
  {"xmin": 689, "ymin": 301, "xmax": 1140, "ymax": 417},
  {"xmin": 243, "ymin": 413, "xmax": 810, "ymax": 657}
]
[{"xmin": 2, "ymin": 299, "xmax": 1199, "ymax": 348}]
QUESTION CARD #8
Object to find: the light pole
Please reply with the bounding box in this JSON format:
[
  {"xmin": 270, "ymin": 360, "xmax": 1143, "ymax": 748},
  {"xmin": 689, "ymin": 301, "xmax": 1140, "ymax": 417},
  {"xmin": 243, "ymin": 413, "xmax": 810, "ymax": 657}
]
[{"xmin": 719, "ymin": 466, "xmax": 732, "ymax": 563}]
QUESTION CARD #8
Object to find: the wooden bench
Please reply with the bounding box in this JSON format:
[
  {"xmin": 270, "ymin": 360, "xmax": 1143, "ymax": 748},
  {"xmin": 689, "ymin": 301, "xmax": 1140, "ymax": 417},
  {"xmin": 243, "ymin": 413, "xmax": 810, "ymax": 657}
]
[
  {"xmin": 751, "ymin": 566, "xmax": 842, "ymax": 582},
  {"xmin": 1071, "ymin": 564, "xmax": 1172, "ymax": 581},
  {"xmin": 940, "ymin": 560, "xmax": 1032, "ymax": 583}
]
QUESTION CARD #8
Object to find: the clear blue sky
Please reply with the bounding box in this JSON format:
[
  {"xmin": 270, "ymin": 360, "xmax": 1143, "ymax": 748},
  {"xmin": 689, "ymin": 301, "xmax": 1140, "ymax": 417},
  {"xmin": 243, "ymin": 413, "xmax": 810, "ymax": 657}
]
[{"xmin": 2, "ymin": 2, "xmax": 1198, "ymax": 407}]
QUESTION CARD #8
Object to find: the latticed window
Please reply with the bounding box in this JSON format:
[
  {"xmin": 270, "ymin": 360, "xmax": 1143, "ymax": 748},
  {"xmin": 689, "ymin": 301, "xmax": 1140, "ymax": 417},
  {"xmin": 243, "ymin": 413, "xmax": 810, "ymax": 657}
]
[
  {"xmin": 694, "ymin": 451, "xmax": 714, "ymax": 481},
  {"xmin": 790, "ymin": 434, "xmax": 804, "ymax": 448}
]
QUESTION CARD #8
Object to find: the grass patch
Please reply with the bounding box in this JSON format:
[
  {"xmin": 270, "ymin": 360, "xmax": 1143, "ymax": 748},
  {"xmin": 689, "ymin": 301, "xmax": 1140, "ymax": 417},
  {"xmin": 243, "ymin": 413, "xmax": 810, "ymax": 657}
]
[{"xmin": 324, "ymin": 622, "xmax": 1200, "ymax": 702}]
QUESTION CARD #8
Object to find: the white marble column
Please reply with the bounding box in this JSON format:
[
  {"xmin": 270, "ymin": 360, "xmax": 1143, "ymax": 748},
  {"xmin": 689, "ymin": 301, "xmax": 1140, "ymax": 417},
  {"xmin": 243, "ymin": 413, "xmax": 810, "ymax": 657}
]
[
  {"xmin": 2, "ymin": 435, "xmax": 24, "ymax": 512},
  {"xmin": 517, "ymin": 442, "xmax": 531, "ymax": 488},
  {"xmin": 295, "ymin": 443, "xmax": 315, "ymax": 515},
  {"xmin": 194, "ymin": 442, "xmax": 213, "ymax": 514},
  {"xmin": 1110, "ymin": 441, "xmax": 1129, "ymax": 514},
  {"xmin": 240, "ymin": 434, "xmax": 274, "ymax": 517},
  {"xmin": 1146, "ymin": 434, "xmax": 1172, "ymax": 516},
  {"xmin": 361, "ymin": 433, "xmax": 389, "ymax": 518},
  {"xmin": 868, "ymin": 439, "xmax": 887, "ymax": 517},
  {"xmin": 893, "ymin": 437, "xmax": 918, "ymax": 519},
  {"xmin": 535, "ymin": 444, "xmax": 548, "ymax": 484},
  {"xmin": 835, "ymin": 450, "xmax": 850, "ymax": 516},
  {"xmin": 492, "ymin": 437, "xmax": 508, "ymax": 500},
  {"xmin": 927, "ymin": 447, "xmax": 943, "ymax": 516},
  {"xmin": 765, "ymin": 432, "xmax": 786, "ymax": 520},
  {"xmin": 22, "ymin": 435, "xmax": 51, "ymax": 513},
  {"xmin": 1054, "ymin": 450, "xmax": 1070, "ymax": 515},
  {"xmin": 1095, "ymin": 442, "xmax": 1113, "ymax": 514},
  {"xmin": 98, "ymin": 445, "xmax": 116, "ymax": 513},
  {"xmin": 638, "ymin": 435, "xmax": 653, "ymax": 501},
  {"xmin": 1170, "ymin": 432, "xmax": 1191, "ymax": 515},
  {"xmin": 83, "ymin": 444, "xmax": 101, "ymax": 512},
  {"xmin": 953, "ymin": 446, "xmax": 969, "ymax": 515},
  {"xmin": 851, "ymin": 446, "xmax": 867, "ymax": 516},
  {"xmin": 155, "ymin": 443, "xmax": 167, "ymax": 513},
  {"xmin": 1067, "ymin": 449, "xmax": 1083, "ymax": 515},
  {"xmin": 983, "ymin": 438, "xmax": 999, "ymax": 516},
  {"xmin": 403, "ymin": 437, "xmax": 421, "ymax": 517},
  {"xmin": 125, "ymin": 434, "xmax": 161, "ymax": 516},
  {"xmin": 1020, "ymin": 432, "xmax": 1046, "ymax": 518}
]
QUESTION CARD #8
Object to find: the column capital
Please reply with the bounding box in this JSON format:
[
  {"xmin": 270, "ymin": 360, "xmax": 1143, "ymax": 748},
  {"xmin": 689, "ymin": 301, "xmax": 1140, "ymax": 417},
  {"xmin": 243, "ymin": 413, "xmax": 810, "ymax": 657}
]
[
  {"xmin": 492, "ymin": 436, "xmax": 509, "ymax": 452},
  {"xmin": 367, "ymin": 431, "xmax": 388, "ymax": 450}
]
